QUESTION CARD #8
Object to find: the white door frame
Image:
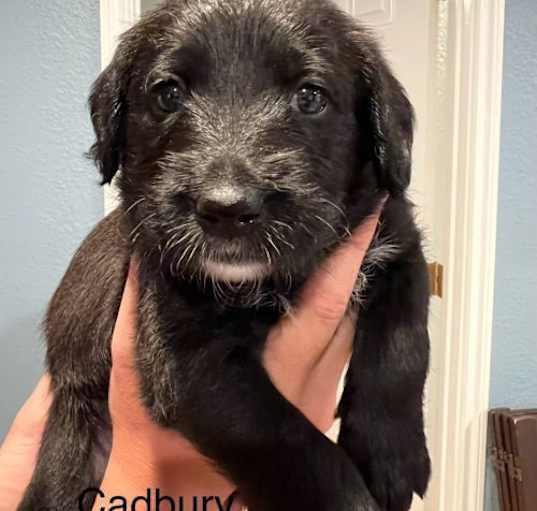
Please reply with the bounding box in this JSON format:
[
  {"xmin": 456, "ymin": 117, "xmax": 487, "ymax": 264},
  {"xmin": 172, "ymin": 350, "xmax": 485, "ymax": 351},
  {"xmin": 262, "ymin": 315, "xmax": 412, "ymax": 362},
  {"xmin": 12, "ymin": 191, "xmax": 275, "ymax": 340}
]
[
  {"xmin": 424, "ymin": 2, "xmax": 505, "ymax": 510},
  {"xmin": 98, "ymin": 1, "xmax": 505, "ymax": 509}
]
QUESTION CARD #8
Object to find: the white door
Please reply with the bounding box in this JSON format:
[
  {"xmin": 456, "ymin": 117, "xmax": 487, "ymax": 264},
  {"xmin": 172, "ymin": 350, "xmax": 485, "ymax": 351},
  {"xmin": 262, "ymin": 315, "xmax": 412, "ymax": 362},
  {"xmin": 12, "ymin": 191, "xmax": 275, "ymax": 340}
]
[{"xmin": 141, "ymin": 0, "xmax": 161, "ymax": 10}]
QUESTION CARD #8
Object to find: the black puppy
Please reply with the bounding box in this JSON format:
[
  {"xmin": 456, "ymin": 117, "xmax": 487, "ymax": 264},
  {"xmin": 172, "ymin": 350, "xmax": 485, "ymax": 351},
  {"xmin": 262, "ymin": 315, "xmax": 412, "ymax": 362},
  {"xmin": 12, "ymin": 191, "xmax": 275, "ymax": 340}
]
[{"xmin": 20, "ymin": 0, "xmax": 430, "ymax": 510}]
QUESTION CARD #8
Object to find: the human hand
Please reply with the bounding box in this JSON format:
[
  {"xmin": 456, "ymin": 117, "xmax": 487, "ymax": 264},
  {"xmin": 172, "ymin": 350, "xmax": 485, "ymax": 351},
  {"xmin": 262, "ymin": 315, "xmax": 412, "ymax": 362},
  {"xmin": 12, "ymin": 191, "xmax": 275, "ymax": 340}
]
[{"xmin": 99, "ymin": 206, "xmax": 383, "ymax": 509}]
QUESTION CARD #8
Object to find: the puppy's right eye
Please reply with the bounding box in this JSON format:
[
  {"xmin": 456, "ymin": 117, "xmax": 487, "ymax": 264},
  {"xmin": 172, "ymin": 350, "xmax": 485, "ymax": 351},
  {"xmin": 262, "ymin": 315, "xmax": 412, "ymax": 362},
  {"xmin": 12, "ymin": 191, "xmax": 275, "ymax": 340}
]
[
  {"xmin": 154, "ymin": 81, "xmax": 184, "ymax": 113},
  {"xmin": 292, "ymin": 85, "xmax": 329, "ymax": 116}
]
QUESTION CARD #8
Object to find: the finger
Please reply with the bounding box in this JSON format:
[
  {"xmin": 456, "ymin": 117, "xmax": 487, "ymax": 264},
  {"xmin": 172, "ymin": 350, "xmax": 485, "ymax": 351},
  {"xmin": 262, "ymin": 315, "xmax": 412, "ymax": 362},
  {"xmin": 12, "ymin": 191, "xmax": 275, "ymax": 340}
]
[
  {"xmin": 108, "ymin": 258, "xmax": 150, "ymax": 425},
  {"xmin": 294, "ymin": 207, "xmax": 382, "ymax": 337},
  {"xmin": 2, "ymin": 374, "xmax": 52, "ymax": 442},
  {"xmin": 267, "ymin": 204, "xmax": 383, "ymax": 371},
  {"xmin": 0, "ymin": 374, "xmax": 52, "ymax": 510},
  {"xmin": 264, "ymin": 203, "xmax": 383, "ymax": 410},
  {"xmin": 310, "ymin": 312, "xmax": 356, "ymax": 383},
  {"xmin": 110, "ymin": 259, "xmax": 139, "ymax": 371},
  {"xmin": 298, "ymin": 313, "xmax": 355, "ymax": 432}
]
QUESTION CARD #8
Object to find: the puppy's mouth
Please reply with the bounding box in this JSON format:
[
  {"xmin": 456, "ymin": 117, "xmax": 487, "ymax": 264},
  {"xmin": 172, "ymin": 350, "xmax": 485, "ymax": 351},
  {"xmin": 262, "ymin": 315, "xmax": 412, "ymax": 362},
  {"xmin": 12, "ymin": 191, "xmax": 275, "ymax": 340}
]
[
  {"xmin": 203, "ymin": 260, "xmax": 272, "ymax": 283},
  {"xmin": 152, "ymin": 202, "xmax": 344, "ymax": 293},
  {"xmin": 198, "ymin": 235, "xmax": 274, "ymax": 283}
]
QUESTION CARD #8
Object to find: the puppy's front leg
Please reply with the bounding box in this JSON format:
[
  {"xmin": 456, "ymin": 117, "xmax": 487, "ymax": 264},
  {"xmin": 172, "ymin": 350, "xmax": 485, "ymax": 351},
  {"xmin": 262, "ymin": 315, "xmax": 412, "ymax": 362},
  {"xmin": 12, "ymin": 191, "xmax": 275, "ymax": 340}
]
[
  {"xmin": 175, "ymin": 348, "xmax": 378, "ymax": 511},
  {"xmin": 338, "ymin": 255, "xmax": 431, "ymax": 511},
  {"xmin": 18, "ymin": 390, "xmax": 110, "ymax": 511},
  {"xmin": 135, "ymin": 282, "xmax": 378, "ymax": 511}
]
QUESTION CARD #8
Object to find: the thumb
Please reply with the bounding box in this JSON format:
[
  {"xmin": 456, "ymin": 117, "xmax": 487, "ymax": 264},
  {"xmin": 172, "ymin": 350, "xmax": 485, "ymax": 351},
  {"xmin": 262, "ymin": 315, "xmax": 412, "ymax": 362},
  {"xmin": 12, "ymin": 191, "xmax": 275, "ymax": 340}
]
[
  {"xmin": 0, "ymin": 374, "xmax": 52, "ymax": 510},
  {"xmin": 267, "ymin": 205, "xmax": 383, "ymax": 369},
  {"xmin": 294, "ymin": 207, "xmax": 382, "ymax": 337},
  {"xmin": 110, "ymin": 259, "xmax": 139, "ymax": 375}
]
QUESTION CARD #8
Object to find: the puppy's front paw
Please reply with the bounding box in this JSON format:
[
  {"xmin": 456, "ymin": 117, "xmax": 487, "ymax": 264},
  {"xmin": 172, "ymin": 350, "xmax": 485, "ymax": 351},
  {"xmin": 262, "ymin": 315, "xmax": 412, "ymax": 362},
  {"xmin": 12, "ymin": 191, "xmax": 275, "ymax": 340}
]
[
  {"xmin": 366, "ymin": 443, "xmax": 430, "ymax": 511},
  {"xmin": 340, "ymin": 426, "xmax": 430, "ymax": 511}
]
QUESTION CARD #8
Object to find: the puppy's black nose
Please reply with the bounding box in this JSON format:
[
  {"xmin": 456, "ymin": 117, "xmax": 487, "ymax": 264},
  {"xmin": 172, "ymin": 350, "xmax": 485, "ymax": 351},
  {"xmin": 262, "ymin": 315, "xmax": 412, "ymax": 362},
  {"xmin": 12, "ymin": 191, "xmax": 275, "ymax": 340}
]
[{"xmin": 196, "ymin": 186, "xmax": 265, "ymax": 235}]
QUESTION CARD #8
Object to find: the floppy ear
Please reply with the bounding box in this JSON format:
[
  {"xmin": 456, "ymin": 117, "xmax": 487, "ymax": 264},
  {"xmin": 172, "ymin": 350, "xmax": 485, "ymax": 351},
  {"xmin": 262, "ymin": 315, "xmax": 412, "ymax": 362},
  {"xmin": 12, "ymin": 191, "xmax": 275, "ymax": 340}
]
[
  {"xmin": 360, "ymin": 53, "xmax": 415, "ymax": 195},
  {"xmin": 88, "ymin": 51, "xmax": 131, "ymax": 185}
]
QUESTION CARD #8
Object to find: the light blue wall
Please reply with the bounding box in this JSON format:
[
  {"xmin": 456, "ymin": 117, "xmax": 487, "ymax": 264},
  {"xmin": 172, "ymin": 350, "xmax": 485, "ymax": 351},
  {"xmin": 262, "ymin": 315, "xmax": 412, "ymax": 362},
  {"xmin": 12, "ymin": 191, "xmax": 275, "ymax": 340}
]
[
  {"xmin": 0, "ymin": 1, "xmax": 102, "ymax": 437},
  {"xmin": 485, "ymin": 1, "xmax": 537, "ymax": 509},
  {"xmin": 490, "ymin": 0, "xmax": 537, "ymax": 413}
]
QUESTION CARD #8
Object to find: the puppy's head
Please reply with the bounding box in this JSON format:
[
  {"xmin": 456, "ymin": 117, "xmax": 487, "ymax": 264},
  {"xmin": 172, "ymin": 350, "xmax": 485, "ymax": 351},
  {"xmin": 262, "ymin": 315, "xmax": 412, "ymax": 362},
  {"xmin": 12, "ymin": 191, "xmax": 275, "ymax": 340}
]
[{"xmin": 89, "ymin": 0, "xmax": 413, "ymax": 298}]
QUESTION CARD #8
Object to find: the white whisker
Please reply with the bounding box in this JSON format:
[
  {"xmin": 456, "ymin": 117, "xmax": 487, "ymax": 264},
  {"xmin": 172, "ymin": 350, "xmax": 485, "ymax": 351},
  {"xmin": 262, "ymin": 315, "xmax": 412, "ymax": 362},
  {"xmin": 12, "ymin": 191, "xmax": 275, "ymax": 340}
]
[
  {"xmin": 264, "ymin": 232, "xmax": 281, "ymax": 257},
  {"xmin": 313, "ymin": 214, "xmax": 338, "ymax": 237},
  {"xmin": 124, "ymin": 197, "xmax": 145, "ymax": 216},
  {"xmin": 129, "ymin": 213, "xmax": 157, "ymax": 241},
  {"xmin": 269, "ymin": 224, "xmax": 295, "ymax": 250}
]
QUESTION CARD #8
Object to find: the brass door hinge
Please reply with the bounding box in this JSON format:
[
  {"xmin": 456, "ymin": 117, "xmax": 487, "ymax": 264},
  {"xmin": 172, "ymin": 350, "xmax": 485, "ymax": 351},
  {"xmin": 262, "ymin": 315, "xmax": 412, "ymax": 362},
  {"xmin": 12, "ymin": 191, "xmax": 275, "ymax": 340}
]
[{"xmin": 428, "ymin": 262, "xmax": 444, "ymax": 298}]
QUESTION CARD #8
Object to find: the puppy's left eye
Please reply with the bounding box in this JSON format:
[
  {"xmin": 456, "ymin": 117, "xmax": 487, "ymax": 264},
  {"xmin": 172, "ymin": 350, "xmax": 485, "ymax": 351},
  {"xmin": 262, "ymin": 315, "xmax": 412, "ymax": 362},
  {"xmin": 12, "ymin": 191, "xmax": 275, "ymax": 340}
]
[
  {"xmin": 154, "ymin": 80, "xmax": 184, "ymax": 113},
  {"xmin": 292, "ymin": 85, "xmax": 328, "ymax": 115}
]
